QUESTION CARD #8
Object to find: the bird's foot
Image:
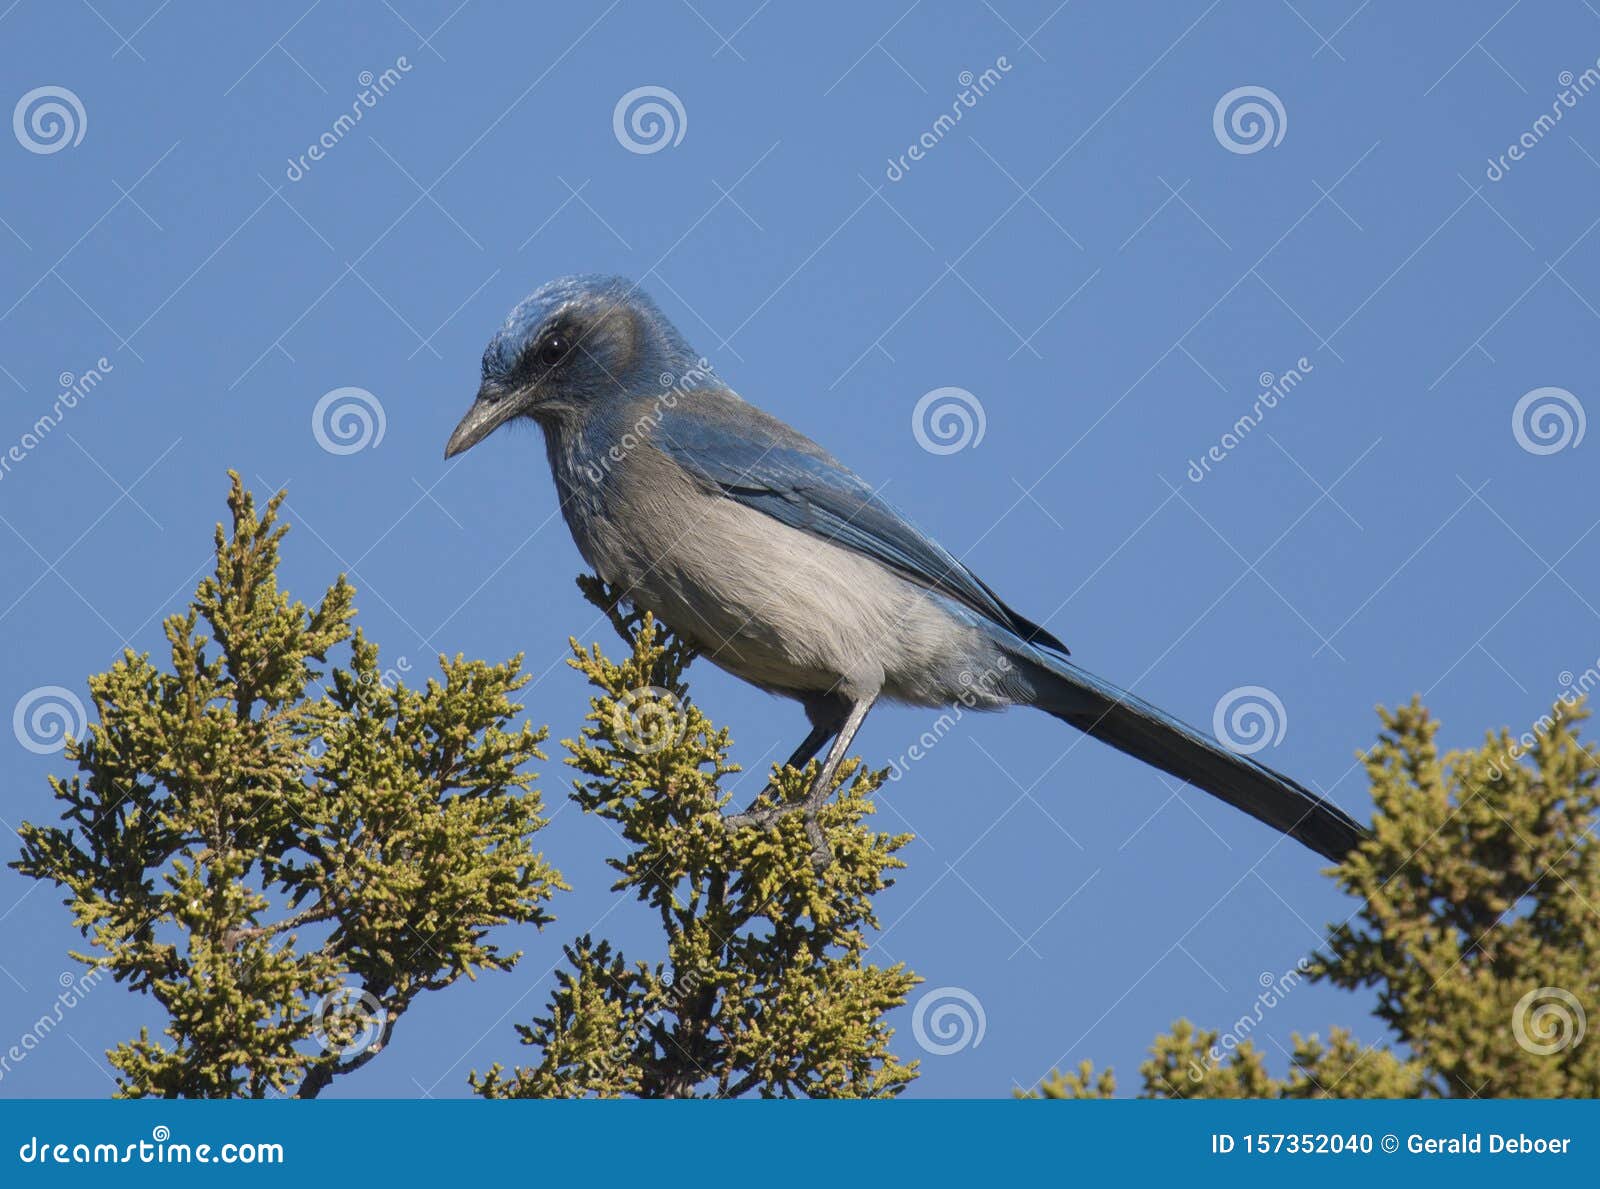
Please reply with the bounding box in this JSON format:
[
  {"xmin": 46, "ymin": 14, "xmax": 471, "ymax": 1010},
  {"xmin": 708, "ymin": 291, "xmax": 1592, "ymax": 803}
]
[
  {"xmin": 723, "ymin": 788, "xmax": 834, "ymax": 868},
  {"xmin": 723, "ymin": 782, "xmax": 785, "ymax": 832},
  {"xmin": 723, "ymin": 805, "xmax": 780, "ymax": 832}
]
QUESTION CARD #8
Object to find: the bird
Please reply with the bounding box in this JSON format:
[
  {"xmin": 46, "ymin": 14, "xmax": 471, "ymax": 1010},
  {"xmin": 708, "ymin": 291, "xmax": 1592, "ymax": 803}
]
[{"xmin": 445, "ymin": 275, "xmax": 1367, "ymax": 864}]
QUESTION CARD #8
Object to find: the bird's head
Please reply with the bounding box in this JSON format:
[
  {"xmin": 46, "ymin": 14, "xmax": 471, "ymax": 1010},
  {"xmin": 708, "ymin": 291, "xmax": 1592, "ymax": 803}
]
[{"xmin": 445, "ymin": 274, "xmax": 694, "ymax": 458}]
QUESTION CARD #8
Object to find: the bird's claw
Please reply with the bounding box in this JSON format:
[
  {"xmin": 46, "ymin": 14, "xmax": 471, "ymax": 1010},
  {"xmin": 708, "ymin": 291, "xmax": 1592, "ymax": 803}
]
[
  {"xmin": 724, "ymin": 806, "xmax": 781, "ymax": 832},
  {"xmin": 723, "ymin": 795, "xmax": 834, "ymax": 868},
  {"xmin": 724, "ymin": 781, "xmax": 784, "ymax": 832}
]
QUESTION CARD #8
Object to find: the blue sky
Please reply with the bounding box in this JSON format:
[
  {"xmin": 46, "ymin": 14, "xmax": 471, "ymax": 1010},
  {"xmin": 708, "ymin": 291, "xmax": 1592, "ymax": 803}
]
[{"xmin": 2, "ymin": 0, "xmax": 1598, "ymax": 1098}]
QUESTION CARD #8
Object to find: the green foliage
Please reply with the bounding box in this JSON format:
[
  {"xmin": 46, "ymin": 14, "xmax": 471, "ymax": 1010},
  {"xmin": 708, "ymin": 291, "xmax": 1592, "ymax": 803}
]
[
  {"xmin": 1030, "ymin": 696, "xmax": 1600, "ymax": 1099},
  {"xmin": 1028, "ymin": 1060, "xmax": 1116, "ymax": 1100},
  {"xmin": 1319, "ymin": 696, "xmax": 1600, "ymax": 1096},
  {"xmin": 13, "ymin": 475, "xmax": 564, "ymax": 1097},
  {"xmin": 1131, "ymin": 1021, "xmax": 1426, "ymax": 1099},
  {"xmin": 470, "ymin": 579, "xmax": 919, "ymax": 1098},
  {"xmin": 53, "ymin": 477, "xmax": 1588, "ymax": 1103}
]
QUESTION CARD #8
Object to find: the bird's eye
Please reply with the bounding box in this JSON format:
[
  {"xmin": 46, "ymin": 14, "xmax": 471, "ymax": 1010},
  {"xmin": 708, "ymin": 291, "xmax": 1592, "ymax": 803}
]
[{"xmin": 538, "ymin": 335, "xmax": 569, "ymax": 367}]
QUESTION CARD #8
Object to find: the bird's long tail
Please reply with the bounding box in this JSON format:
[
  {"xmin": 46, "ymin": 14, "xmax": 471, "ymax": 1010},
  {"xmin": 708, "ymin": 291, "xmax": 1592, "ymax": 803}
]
[{"xmin": 1019, "ymin": 653, "xmax": 1367, "ymax": 862}]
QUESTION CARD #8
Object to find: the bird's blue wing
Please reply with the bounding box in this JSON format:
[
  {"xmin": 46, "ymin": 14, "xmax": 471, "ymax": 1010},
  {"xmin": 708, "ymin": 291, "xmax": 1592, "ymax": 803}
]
[{"xmin": 649, "ymin": 390, "xmax": 1068, "ymax": 655}]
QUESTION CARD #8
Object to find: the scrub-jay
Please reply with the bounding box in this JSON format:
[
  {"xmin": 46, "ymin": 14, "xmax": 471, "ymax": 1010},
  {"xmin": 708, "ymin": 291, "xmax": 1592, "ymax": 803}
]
[{"xmin": 445, "ymin": 275, "xmax": 1366, "ymax": 863}]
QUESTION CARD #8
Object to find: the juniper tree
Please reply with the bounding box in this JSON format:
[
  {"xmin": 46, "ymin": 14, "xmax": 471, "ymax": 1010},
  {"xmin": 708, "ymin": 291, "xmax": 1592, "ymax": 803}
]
[
  {"xmin": 1030, "ymin": 1024, "xmax": 1426, "ymax": 1099},
  {"xmin": 470, "ymin": 578, "xmax": 919, "ymax": 1098},
  {"xmin": 1031, "ymin": 696, "xmax": 1600, "ymax": 1099},
  {"xmin": 13, "ymin": 475, "xmax": 564, "ymax": 1098}
]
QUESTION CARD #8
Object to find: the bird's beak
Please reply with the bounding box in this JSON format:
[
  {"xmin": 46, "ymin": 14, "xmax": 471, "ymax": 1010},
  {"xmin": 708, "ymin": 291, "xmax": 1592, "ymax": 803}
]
[{"xmin": 444, "ymin": 385, "xmax": 518, "ymax": 459}]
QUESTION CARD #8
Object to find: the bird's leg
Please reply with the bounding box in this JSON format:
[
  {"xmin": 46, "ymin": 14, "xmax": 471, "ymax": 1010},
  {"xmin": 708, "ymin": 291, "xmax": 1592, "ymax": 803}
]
[
  {"xmin": 725, "ymin": 691, "xmax": 879, "ymax": 861},
  {"xmin": 798, "ymin": 694, "xmax": 875, "ymax": 865},
  {"xmin": 724, "ymin": 717, "xmax": 838, "ymax": 830},
  {"xmin": 785, "ymin": 718, "xmax": 839, "ymax": 770}
]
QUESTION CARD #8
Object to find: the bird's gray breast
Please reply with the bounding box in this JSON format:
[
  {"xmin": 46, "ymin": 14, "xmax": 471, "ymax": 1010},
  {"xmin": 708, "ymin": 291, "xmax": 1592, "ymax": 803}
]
[{"xmin": 545, "ymin": 426, "xmax": 1011, "ymax": 707}]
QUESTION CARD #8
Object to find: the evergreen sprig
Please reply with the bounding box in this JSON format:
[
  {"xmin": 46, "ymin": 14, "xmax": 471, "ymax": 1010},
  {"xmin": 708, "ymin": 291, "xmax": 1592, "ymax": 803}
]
[
  {"xmin": 471, "ymin": 578, "xmax": 918, "ymax": 1098},
  {"xmin": 1030, "ymin": 696, "xmax": 1600, "ymax": 1099},
  {"xmin": 14, "ymin": 475, "xmax": 564, "ymax": 1098}
]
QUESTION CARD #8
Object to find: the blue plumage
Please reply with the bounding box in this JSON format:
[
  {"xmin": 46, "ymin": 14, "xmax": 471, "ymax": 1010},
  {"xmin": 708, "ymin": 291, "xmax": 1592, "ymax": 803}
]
[
  {"xmin": 649, "ymin": 393, "xmax": 1070, "ymax": 656},
  {"xmin": 445, "ymin": 275, "xmax": 1366, "ymax": 863}
]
